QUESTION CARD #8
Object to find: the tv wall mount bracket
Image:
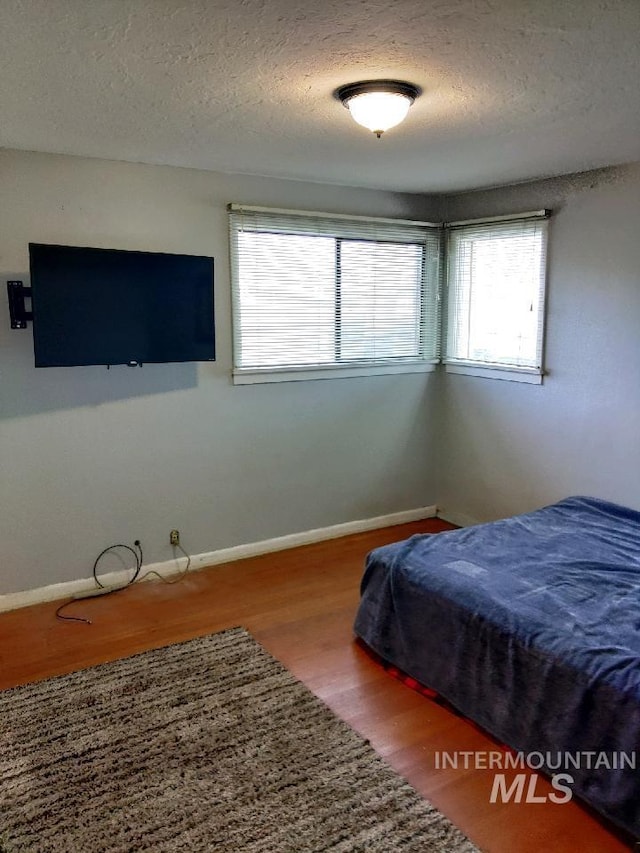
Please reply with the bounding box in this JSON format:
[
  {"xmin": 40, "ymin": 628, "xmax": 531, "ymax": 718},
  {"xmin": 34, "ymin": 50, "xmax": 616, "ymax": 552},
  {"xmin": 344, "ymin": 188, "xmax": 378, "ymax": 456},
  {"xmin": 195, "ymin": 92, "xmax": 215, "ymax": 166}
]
[{"xmin": 7, "ymin": 281, "xmax": 32, "ymax": 329}]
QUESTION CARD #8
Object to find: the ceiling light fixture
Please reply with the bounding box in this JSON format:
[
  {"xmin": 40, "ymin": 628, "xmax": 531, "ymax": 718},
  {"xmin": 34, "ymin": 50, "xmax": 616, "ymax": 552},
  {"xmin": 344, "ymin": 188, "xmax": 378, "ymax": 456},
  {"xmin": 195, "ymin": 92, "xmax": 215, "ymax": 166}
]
[{"xmin": 336, "ymin": 80, "xmax": 421, "ymax": 138}]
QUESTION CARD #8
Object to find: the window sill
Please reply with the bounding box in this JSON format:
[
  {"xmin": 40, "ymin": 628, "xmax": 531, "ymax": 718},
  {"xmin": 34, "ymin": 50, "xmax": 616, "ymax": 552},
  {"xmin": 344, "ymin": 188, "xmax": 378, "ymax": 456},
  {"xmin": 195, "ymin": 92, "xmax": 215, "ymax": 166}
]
[
  {"xmin": 233, "ymin": 361, "xmax": 438, "ymax": 385},
  {"xmin": 444, "ymin": 363, "xmax": 543, "ymax": 384}
]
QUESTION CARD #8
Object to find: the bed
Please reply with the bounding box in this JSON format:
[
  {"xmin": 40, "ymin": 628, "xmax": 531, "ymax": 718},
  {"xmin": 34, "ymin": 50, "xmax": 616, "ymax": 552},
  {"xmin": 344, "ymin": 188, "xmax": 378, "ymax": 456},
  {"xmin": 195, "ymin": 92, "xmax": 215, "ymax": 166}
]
[{"xmin": 354, "ymin": 496, "xmax": 640, "ymax": 838}]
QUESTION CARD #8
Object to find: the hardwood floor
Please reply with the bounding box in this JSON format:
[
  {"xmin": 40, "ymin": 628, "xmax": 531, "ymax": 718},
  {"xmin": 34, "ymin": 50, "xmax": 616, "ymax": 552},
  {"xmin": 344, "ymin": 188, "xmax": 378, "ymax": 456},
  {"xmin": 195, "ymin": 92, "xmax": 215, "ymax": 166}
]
[{"xmin": 0, "ymin": 519, "xmax": 633, "ymax": 852}]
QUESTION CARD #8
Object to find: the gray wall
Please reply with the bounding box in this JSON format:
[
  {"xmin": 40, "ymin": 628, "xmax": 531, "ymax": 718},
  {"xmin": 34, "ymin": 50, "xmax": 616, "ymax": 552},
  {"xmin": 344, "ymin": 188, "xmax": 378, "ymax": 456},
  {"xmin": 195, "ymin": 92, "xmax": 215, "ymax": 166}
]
[
  {"xmin": 2, "ymin": 149, "xmax": 638, "ymax": 595},
  {"xmin": 0, "ymin": 149, "xmax": 441, "ymax": 595},
  {"xmin": 437, "ymin": 164, "xmax": 640, "ymax": 523}
]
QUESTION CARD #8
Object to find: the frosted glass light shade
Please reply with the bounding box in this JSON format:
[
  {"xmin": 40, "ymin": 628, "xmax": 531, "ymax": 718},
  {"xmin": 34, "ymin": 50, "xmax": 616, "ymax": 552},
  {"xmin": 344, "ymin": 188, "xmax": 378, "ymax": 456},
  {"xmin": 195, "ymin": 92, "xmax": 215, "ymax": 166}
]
[
  {"xmin": 347, "ymin": 92, "xmax": 412, "ymax": 135},
  {"xmin": 336, "ymin": 80, "xmax": 420, "ymax": 138}
]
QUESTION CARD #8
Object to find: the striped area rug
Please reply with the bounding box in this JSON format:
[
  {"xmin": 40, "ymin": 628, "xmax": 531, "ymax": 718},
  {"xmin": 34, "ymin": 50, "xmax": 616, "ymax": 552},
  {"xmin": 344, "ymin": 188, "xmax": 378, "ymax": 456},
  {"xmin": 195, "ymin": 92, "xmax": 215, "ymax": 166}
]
[{"xmin": 0, "ymin": 627, "xmax": 477, "ymax": 852}]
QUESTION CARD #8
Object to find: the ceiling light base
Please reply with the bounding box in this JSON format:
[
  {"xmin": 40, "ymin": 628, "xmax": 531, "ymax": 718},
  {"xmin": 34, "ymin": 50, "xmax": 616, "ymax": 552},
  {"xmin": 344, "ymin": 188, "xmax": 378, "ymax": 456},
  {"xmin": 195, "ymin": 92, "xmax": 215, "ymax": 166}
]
[{"xmin": 336, "ymin": 80, "xmax": 420, "ymax": 103}]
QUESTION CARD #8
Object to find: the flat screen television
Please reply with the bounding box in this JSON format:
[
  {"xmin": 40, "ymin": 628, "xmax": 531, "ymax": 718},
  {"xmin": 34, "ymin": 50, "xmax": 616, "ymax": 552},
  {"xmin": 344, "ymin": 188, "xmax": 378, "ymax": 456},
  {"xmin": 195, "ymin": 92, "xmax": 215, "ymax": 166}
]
[{"xmin": 28, "ymin": 243, "xmax": 215, "ymax": 367}]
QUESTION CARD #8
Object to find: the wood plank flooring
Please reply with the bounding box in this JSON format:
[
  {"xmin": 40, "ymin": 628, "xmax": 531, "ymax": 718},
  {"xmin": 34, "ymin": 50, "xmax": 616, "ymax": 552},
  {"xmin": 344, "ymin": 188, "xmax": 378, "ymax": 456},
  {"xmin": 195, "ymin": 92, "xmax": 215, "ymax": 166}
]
[{"xmin": 0, "ymin": 519, "xmax": 633, "ymax": 852}]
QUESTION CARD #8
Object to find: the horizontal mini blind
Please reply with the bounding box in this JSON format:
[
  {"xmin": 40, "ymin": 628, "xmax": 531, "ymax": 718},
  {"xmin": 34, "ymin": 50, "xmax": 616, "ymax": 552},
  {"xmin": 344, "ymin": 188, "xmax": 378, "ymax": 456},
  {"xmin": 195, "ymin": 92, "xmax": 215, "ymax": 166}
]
[
  {"xmin": 444, "ymin": 215, "xmax": 548, "ymax": 371},
  {"xmin": 229, "ymin": 206, "xmax": 441, "ymax": 375}
]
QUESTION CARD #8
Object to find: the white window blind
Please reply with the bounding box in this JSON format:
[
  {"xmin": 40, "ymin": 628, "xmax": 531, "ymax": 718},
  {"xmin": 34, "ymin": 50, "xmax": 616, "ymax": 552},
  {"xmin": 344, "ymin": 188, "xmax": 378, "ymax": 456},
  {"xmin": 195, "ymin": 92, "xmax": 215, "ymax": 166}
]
[
  {"xmin": 229, "ymin": 206, "xmax": 441, "ymax": 379},
  {"xmin": 444, "ymin": 216, "xmax": 548, "ymax": 372}
]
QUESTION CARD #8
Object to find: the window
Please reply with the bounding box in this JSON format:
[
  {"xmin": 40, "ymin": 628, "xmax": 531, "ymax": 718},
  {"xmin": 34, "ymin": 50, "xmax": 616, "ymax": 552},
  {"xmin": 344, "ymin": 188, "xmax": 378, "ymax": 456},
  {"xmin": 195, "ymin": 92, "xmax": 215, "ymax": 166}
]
[
  {"xmin": 229, "ymin": 206, "xmax": 550, "ymax": 385},
  {"xmin": 228, "ymin": 206, "xmax": 441, "ymax": 383},
  {"xmin": 444, "ymin": 215, "xmax": 548, "ymax": 382}
]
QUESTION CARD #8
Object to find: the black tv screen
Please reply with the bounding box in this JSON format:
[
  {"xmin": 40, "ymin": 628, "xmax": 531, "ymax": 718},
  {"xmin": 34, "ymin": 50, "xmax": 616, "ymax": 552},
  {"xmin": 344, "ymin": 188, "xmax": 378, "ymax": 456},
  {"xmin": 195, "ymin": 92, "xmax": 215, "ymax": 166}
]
[{"xmin": 29, "ymin": 243, "xmax": 215, "ymax": 367}]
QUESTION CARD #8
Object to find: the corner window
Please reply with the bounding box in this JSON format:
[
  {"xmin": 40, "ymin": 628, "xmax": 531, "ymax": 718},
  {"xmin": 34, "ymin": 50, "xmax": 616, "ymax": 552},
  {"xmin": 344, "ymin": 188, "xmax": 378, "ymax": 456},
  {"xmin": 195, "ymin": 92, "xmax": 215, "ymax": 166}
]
[
  {"xmin": 228, "ymin": 206, "xmax": 441, "ymax": 383},
  {"xmin": 444, "ymin": 215, "xmax": 549, "ymax": 382},
  {"xmin": 229, "ymin": 206, "xmax": 550, "ymax": 385}
]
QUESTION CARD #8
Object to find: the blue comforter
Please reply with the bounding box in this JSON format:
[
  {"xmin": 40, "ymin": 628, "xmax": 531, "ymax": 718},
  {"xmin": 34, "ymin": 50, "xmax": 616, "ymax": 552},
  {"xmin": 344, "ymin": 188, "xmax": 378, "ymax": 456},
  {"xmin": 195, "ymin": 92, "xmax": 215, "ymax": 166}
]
[{"xmin": 354, "ymin": 496, "xmax": 640, "ymax": 837}]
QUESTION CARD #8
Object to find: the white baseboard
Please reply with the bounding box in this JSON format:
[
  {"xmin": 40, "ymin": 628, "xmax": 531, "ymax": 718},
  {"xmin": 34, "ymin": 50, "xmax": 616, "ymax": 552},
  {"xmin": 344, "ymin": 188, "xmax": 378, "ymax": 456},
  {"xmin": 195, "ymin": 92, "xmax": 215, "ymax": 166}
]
[
  {"xmin": 189, "ymin": 505, "xmax": 437, "ymax": 569},
  {"xmin": 436, "ymin": 508, "xmax": 482, "ymax": 528},
  {"xmin": 0, "ymin": 557, "xmax": 188, "ymax": 615},
  {"xmin": 0, "ymin": 505, "xmax": 437, "ymax": 614}
]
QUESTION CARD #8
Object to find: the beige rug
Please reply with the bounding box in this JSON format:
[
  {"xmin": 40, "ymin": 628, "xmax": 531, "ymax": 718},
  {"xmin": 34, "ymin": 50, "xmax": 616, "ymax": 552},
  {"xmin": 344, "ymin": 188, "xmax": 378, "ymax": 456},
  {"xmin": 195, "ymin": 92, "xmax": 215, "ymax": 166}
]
[{"xmin": 0, "ymin": 627, "xmax": 477, "ymax": 852}]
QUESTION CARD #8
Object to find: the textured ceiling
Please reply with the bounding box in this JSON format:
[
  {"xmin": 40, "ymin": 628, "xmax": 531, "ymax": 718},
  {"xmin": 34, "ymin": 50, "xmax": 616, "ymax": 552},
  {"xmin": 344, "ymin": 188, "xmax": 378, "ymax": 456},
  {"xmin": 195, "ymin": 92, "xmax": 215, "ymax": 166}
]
[{"xmin": 1, "ymin": 0, "xmax": 639, "ymax": 193}]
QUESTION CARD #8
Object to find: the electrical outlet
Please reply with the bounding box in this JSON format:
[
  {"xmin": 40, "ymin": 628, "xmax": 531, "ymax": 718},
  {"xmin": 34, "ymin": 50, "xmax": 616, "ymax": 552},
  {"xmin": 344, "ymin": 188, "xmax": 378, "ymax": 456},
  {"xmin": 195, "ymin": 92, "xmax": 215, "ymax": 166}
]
[{"xmin": 170, "ymin": 529, "xmax": 180, "ymax": 546}]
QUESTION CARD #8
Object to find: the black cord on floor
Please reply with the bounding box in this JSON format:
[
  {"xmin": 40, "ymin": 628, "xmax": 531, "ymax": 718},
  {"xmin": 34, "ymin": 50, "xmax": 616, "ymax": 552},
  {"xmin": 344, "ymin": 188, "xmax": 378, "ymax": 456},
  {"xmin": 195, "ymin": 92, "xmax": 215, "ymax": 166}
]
[
  {"xmin": 55, "ymin": 585, "xmax": 128, "ymax": 625},
  {"xmin": 56, "ymin": 539, "xmax": 190, "ymax": 624},
  {"xmin": 55, "ymin": 600, "xmax": 92, "ymax": 625}
]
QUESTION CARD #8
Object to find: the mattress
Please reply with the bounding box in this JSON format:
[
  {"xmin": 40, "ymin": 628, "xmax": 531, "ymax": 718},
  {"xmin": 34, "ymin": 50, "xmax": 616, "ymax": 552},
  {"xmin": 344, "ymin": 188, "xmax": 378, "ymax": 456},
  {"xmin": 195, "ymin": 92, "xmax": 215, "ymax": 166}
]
[{"xmin": 354, "ymin": 496, "xmax": 640, "ymax": 837}]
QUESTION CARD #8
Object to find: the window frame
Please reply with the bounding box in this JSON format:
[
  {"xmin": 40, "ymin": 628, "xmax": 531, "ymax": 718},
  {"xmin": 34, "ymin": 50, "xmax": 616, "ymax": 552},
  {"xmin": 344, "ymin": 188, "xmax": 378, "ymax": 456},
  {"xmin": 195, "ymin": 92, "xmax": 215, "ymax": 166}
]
[
  {"xmin": 442, "ymin": 210, "xmax": 550, "ymax": 384},
  {"xmin": 228, "ymin": 205, "xmax": 442, "ymax": 384},
  {"xmin": 228, "ymin": 205, "xmax": 550, "ymax": 386}
]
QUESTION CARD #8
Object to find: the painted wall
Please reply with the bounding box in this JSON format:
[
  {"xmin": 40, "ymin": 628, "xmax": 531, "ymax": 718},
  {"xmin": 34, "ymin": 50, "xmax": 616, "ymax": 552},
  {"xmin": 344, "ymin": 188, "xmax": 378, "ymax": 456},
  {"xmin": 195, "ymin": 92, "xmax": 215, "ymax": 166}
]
[
  {"xmin": 437, "ymin": 164, "xmax": 640, "ymax": 523},
  {"xmin": 3, "ymin": 149, "xmax": 637, "ymax": 594},
  {"xmin": 0, "ymin": 149, "xmax": 441, "ymax": 595}
]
